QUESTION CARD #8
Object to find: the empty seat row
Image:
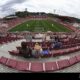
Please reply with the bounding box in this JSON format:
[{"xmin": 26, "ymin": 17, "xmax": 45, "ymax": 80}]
[
  {"xmin": 0, "ymin": 37, "xmax": 22, "ymax": 45},
  {"xmin": 52, "ymin": 46, "xmax": 80, "ymax": 56},
  {"xmin": 0, "ymin": 54, "xmax": 80, "ymax": 72}
]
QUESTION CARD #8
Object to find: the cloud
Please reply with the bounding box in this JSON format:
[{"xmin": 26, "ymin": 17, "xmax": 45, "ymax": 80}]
[
  {"xmin": 1, "ymin": 0, "xmax": 27, "ymax": 11},
  {"xmin": 0, "ymin": 0, "xmax": 80, "ymax": 18},
  {"xmin": 0, "ymin": 0, "xmax": 27, "ymax": 17}
]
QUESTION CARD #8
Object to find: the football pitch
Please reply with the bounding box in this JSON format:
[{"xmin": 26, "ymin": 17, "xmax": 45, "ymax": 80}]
[{"xmin": 9, "ymin": 20, "xmax": 72, "ymax": 32}]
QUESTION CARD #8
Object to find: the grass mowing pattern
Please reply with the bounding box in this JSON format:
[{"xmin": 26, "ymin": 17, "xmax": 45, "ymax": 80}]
[{"xmin": 9, "ymin": 20, "xmax": 72, "ymax": 32}]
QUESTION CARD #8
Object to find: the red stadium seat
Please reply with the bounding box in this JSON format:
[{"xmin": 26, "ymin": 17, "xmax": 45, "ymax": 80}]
[
  {"xmin": 64, "ymin": 49, "xmax": 70, "ymax": 53},
  {"xmin": 58, "ymin": 50, "xmax": 64, "ymax": 55},
  {"xmin": 57, "ymin": 59, "xmax": 70, "ymax": 69},
  {"xmin": 76, "ymin": 54, "xmax": 80, "ymax": 62},
  {"xmin": 6, "ymin": 59, "xmax": 17, "ymax": 68},
  {"xmin": 0, "ymin": 56, "xmax": 8, "ymax": 64},
  {"xmin": 16, "ymin": 61, "xmax": 29, "ymax": 71},
  {"xmin": 45, "ymin": 62, "xmax": 58, "ymax": 71},
  {"xmin": 69, "ymin": 56, "xmax": 78, "ymax": 65},
  {"xmin": 16, "ymin": 46, "xmax": 21, "ymax": 50},
  {"xmin": 8, "ymin": 50, "xmax": 19, "ymax": 55},
  {"xmin": 69, "ymin": 48, "xmax": 75, "ymax": 52},
  {"xmin": 31, "ymin": 62, "xmax": 43, "ymax": 72},
  {"xmin": 52, "ymin": 51, "xmax": 60, "ymax": 56}
]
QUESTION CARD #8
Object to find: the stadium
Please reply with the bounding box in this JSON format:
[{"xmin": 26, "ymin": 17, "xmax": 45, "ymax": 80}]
[{"xmin": 0, "ymin": 0, "xmax": 80, "ymax": 73}]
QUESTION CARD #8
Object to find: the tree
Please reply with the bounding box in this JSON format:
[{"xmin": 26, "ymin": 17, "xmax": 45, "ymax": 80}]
[{"xmin": 15, "ymin": 11, "xmax": 28, "ymax": 18}]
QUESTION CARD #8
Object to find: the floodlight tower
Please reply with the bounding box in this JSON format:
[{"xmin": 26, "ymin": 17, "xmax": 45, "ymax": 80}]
[
  {"xmin": 25, "ymin": 8, "xmax": 27, "ymax": 12},
  {"xmin": 25, "ymin": 8, "xmax": 29, "ymax": 16},
  {"xmin": 39, "ymin": 12, "xmax": 41, "ymax": 16},
  {"xmin": 54, "ymin": 9, "xmax": 56, "ymax": 14}
]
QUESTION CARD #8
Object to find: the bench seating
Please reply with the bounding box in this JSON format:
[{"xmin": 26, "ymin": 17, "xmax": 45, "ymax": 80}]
[
  {"xmin": 0, "ymin": 55, "xmax": 80, "ymax": 72},
  {"xmin": 0, "ymin": 57, "xmax": 8, "ymax": 64},
  {"xmin": 76, "ymin": 54, "xmax": 80, "ymax": 62},
  {"xmin": 8, "ymin": 51, "xmax": 19, "ymax": 55},
  {"xmin": 16, "ymin": 61, "xmax": 29, "ymax": 71},
  {"xmin": 6, "ymin": 59, "xmax": 17, "ymax": 68},
  {"xmin": 45, "ymin": 62, "xmax": 58, "ymax": 71},
  {"xmin": 57, "ymin": 59, "xmax": 70, "ymax": 69},
  {"xmin": 69, "ymin": 56, "xmax": 78, "ymax": 66},
  {"xmin": 31, "ymin": 62, "xmax": 43, "ymax": 72}
]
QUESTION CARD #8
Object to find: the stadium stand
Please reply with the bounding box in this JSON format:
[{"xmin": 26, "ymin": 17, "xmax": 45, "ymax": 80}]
[{"xmin": 0, "ymin": 15, "xmax": 80, "ymax": 73}]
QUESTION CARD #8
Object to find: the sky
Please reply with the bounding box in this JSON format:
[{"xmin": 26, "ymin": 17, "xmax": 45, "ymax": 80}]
[{"xmin": 0, "ymin": 0, "xmax": 80, "ymax": 18}]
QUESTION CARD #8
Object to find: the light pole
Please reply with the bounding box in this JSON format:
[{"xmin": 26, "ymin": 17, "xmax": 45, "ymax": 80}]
[
  {"xmin": 25, "ymin": 8, "xmax": 27, "ymax": 12},
  {"xmin": 54, "ymin": 9, "xmax": 56, "ymax": 14}
]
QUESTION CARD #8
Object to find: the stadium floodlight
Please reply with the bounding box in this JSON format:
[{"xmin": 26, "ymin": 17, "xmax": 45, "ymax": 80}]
[
  {"xmin": 25, "ymin": 8, "xmax": 27, "ymax": 12},
  {"xmin": 54, "ymin": 9, "xmax": 56, "ymax": 14}
]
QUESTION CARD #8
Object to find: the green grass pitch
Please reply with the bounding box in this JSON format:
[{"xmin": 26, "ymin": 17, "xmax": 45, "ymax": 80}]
[{"xmin": 9, "ymin": 20, "xmax": 72, "ymax": 32}]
